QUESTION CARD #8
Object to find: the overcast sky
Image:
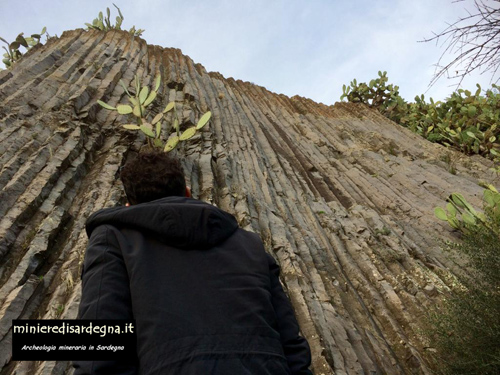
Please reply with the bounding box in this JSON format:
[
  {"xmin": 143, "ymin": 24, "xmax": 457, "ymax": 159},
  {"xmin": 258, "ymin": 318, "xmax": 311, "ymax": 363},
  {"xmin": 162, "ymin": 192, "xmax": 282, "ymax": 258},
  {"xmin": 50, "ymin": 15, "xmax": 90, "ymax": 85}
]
[{"xmin": 0, "ymin": 0, "xmax": 496, "ymax": 105}]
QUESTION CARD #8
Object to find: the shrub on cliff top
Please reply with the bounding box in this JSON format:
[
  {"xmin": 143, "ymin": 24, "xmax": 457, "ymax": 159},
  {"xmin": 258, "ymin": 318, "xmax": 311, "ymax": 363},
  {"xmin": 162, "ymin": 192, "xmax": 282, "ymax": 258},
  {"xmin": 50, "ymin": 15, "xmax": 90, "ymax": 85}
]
[{"xmin": 340, "ymin": 72, "xmax": 500, "ymax": 163}]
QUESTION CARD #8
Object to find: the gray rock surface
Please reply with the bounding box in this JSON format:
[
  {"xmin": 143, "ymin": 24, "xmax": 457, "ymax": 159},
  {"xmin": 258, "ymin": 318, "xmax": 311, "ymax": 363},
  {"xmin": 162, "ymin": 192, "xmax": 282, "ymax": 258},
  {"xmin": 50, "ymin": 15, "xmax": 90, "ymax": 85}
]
[{"xmin": 0, "ymin": 29, "xmax": 496, "ymax": 375}]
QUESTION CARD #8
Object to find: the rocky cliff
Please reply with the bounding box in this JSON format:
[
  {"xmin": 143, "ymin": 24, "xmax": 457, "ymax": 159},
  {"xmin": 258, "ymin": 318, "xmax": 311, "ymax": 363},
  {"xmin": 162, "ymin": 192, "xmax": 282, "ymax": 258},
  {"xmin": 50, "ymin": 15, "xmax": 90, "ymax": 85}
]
[{"xmin": 0, "ymin": 29, "xmax": 495, "ymax": 375}]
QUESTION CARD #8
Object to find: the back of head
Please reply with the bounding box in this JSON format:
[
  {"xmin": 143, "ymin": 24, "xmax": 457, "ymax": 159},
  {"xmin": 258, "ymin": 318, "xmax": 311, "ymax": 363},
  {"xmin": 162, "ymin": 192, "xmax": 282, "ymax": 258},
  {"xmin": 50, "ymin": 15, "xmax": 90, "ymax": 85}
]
[{"xmin": 120, "ymin": 150, "xmax": 186, "ymax": 205}]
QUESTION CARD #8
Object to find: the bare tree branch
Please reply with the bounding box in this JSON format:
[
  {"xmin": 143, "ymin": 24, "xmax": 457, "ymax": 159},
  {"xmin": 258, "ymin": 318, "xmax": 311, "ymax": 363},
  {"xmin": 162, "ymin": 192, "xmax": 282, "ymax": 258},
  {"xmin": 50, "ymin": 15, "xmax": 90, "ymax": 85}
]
[{"xmin": 421, "ymin": 0, "xmax": 500, "ymax": 89}]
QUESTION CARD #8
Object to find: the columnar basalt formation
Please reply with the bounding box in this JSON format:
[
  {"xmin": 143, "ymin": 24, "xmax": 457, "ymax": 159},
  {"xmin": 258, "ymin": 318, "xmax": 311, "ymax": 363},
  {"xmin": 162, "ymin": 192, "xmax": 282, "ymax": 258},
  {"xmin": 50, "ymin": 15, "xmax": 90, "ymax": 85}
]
[{"xmin": 0, "ymin": 29, "xmax": 495, "ymax": 375}]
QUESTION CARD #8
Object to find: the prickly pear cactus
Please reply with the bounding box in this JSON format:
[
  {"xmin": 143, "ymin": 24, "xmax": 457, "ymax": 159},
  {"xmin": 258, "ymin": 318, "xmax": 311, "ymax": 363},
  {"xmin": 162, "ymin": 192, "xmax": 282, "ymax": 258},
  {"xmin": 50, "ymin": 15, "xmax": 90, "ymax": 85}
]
[
  {"xmin": 98, "ymin": 75, "xmax": 211, "ymax": 152},
  {"xmin": 435, "ymin": 187, "xmax": 499, "ymax": 230}
]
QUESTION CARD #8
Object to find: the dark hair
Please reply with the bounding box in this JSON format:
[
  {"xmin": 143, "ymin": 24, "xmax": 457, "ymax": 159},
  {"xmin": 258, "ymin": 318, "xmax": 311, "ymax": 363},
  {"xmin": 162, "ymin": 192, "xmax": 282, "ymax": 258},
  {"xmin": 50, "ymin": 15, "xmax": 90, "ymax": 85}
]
[{"xmin": 120, "ymin": 151, "xmax": 186, "ymax": 204}]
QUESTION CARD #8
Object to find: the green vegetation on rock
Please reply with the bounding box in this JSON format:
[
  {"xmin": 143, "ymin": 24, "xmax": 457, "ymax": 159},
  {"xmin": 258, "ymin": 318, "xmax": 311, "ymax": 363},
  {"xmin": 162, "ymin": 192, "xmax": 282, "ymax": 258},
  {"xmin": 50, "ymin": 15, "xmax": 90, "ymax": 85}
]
[
  {"xmin": 85, "ymin": 4, "xmax": 144, "ymax": 36},
  {"xmin": 1, "ymin": 27, "xmax": 47, "ymax": 69},
  {"xmin": 340, "ymin": 72, "xmax": 500, "ymax": 163},
  {"xmin": 98, "ymin": 74, "xmax": 211, "ymax": 152},
  {"xmin": 430, "ymin": 188, "xmax": 500, "ymax": 374}
]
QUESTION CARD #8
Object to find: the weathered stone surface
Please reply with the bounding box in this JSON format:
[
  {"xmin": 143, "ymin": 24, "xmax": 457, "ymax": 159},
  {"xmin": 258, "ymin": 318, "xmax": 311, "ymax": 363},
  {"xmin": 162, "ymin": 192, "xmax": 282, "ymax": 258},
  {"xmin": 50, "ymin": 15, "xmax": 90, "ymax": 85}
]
[{"xmin": 0, "ymin": 29, "xmax": 496, "ymax": 374}]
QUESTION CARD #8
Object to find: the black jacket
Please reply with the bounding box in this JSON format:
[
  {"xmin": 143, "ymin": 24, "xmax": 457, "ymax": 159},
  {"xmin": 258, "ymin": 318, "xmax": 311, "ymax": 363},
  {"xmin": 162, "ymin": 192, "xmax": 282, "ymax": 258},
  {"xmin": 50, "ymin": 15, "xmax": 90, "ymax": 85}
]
[{"xmin": 74, "ymin": 196, "xmax": 312, "ymax": 375}]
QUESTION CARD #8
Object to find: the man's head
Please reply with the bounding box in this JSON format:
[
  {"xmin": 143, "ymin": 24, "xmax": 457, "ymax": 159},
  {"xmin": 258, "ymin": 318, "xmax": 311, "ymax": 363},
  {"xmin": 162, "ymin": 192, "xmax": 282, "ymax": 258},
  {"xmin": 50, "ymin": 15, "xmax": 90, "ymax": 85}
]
[{"xmin": 120, "ymin": 151, "xmax": 189, "ymax": 205}]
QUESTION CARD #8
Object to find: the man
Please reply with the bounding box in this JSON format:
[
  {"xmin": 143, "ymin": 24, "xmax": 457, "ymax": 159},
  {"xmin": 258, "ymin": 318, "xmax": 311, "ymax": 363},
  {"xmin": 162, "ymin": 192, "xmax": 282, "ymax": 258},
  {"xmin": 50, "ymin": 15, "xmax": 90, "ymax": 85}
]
[{"xmin": 74, "ymin": 150, "xmax": 312, "ymax": 374}]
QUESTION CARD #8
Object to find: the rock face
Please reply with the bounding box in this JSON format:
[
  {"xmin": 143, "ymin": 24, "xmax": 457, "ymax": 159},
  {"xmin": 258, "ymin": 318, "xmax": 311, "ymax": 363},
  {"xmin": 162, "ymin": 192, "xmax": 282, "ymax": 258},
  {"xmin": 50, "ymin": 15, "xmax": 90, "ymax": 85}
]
[{"xmin": 0, "ymin": 29, "xmax": 495, "ymax": 374}]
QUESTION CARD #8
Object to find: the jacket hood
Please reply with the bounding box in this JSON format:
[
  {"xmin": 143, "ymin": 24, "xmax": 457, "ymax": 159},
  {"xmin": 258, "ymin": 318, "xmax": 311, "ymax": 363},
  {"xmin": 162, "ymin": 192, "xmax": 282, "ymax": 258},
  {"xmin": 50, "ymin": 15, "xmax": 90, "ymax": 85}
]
[{"xmin": 86, "ymin": 197, "xmax": 239, "ymax": 250}]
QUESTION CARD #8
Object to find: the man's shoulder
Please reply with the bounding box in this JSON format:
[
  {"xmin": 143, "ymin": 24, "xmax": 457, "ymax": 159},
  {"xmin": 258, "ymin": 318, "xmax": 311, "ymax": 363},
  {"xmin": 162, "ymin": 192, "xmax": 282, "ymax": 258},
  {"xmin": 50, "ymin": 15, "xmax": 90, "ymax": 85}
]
[
  {"xmin": 228, "ymin": 227, "xmax": 268, "ymax": 255},
  {"xmin": 85, "ymin": 223, "xmax": 125, "ymax": 248}
]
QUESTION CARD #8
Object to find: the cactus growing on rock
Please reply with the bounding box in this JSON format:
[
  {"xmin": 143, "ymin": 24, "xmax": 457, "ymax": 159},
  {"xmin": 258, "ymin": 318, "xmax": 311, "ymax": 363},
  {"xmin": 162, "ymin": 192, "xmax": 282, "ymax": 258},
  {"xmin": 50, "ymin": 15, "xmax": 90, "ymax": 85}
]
[
  {"xmin": 98, "ymin": 74, "xmax": 211, "ymax": 152},
  {"xmin": 434, "ymin": 186, "xmax": 500, "ymax": 231},
  {"xmin": 85, "ymin": 4, "xmax": 144, "ymax": 36},
  {"xmin": 1, "ymin": 27, "xmax": 47, "ymax": 69}
]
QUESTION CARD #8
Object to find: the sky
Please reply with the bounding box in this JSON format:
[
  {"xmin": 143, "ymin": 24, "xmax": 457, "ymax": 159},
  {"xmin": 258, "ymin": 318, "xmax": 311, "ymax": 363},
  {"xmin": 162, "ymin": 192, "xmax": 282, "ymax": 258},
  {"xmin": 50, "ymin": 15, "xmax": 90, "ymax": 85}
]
[{"xmin": 0, "ymin": 0, "xmax": 497, "ymax": 105}]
